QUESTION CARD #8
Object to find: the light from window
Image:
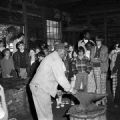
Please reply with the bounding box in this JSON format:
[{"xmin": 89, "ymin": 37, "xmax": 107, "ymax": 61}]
[{"xmin": 47, "ymin": 20, "xmax": 61, "ymax": 46}]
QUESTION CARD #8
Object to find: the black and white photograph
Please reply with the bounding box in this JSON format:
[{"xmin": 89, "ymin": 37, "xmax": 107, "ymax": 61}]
[{"xmin": 0, "ymin": 0, "xmax": 120, "ymax": 120}]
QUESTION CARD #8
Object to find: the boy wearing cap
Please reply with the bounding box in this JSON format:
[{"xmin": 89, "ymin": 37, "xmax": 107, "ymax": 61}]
[
  {"xmin": 90, "ymin": 35, "xmax": 108, "ymax": 98},
  {"xmin": 30, "ymin": 43, "xmax": 74, "ymax": 120}
]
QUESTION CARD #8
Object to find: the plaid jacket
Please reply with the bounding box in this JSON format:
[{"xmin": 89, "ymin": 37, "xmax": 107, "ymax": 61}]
[{"xmin": 72, "ymin": 56, "xmax": 92, "ymax": 74}]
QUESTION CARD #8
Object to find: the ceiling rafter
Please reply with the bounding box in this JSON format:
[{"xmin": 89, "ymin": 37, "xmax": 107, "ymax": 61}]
[{"xmin": 53, "ymin": 0, "xmax": 83, "ymax": 5}]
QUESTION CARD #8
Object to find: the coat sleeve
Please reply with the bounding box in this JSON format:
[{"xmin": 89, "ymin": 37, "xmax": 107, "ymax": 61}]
[
  {"xmin": 11, "ymin": 57, "xmax": 15, "ymax": 70},
  {"xmin": 86, "ymin": 58, "xmax": 92, "ymax": 73},
  {"xmin": 51, "ymin": 60, "xmax": 71, "ymax": 92},
  {"xmin": 90, "ymin": 47, "xmax": 97, "ymax": 63},
  {"xmin": 100, "ymin": 46, "xmax": 108, "ymax": 63},
  {"xmin": 112, "ymin": 53, "xmax": 120, "ymax": 74},
  {"xmin": 13, "ymin": 53, "xmax": 20, "ymax": 72}
]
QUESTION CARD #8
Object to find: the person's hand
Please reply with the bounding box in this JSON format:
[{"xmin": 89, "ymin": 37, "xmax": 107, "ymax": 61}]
[
  {"xmin": 71, "ymin": 77, "xmax": 74, "ymax": 81},
  {"xmin": 69, "ymin": 88, "xmax": 77, "ymax": 95}
]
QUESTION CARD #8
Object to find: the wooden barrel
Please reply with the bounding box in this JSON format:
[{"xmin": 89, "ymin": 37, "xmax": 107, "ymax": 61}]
[{"xmin": 70, "ymin": 106, "xmax": 106, "ymax": 120}]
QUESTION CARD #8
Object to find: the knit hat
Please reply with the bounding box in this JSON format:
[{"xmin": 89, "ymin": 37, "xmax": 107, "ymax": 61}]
[{"xmin": 54, "ymin": 43, "xmax": 65, "ymax": 50}]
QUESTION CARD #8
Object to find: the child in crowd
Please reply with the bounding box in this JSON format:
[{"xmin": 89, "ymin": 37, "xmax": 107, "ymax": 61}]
[
  {"xmin": 13, "ymin": 41, "xmax": 29, "ymax": 79},
  {"xmin": 29, "ymin": 50, "xmax": 45, "ymax": 79},
  {"xmin": 37, "ymin": 51, "xmax": 45, "ymax": 63},
  {"xmin": 70, "ymin": 51, "xmax": 78, "ymax": 90},
  {"xmin": 0, "ymin": 48, "xmax": 15, "ymax": 78},
  {"xmin": 0, "ymin": 41, "xmax": 5, "ymax": 60},
  {"xmin": 74, "ymin": 46, "xmax": 92, "ymax": 92},
  {"xmin": 70, "ymin": 50, "xmax": 78, "ymax": 105},
  {"xmin": 35, "ymin": 46, "xmax": 41, "ymax": 55},
  {"xmin": 29, "ymin": 48, "xmax": 38, "ymax": 79}
]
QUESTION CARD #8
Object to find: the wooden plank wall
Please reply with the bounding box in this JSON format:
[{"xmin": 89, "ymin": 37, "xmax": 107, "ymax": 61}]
[{"xmin": 63, "ymin": 10, "xmax": 120, "ymax": 52}]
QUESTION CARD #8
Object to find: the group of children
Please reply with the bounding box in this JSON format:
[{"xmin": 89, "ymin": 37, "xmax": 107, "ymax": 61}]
[
  {"xmin": 56, "ymin": 44, "xmax": 96, "ymax": 108},
  {"xmin": 56, "ymin": 33, "xmax": 109, "ymax": 108}
]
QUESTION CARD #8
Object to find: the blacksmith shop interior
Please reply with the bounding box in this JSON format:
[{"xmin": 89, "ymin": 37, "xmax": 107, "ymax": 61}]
[{"xmin": 0, "ymin": 0, "xmax": 120, "ymax": 120}]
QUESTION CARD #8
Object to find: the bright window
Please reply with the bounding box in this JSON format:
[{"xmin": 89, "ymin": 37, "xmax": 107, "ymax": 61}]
[{"xmin": 47, "ymin": 20, "xmax": 62, "ymax": 46}]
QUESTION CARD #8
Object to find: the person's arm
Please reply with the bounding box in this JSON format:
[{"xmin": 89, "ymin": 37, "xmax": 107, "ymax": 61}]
[
  {"xmin": 11, "ymin": 57, "xmax": 15, "ymax": 70},
  {"xmin": 100, "ymin": 47, "xmax": 108, "ymax": 63},
  {"xmin": 90, "ymin": 47, "xmax": 99, "ymax": 63},
  {"xmin": 78, "ymin": 40, "xmax": 87, "ymax": 52},
  {"xmin": 86, "ymin": 58, "xmax": 92, "ymax": 74},
  {"xmin": 89, "ymin": 40, "xmax": 95, "ymax": 45},
  {"xmin": 52, "ymin": 60, "xmax": 71, "ymax": 92},
  {"xmin": 109, "ymin": 50, "xmax": 114, "ymax": 60},
  {"xmin": 112, "ymin": 53, "xmax": 120, "ymax": 74},
  {"xmin": 13, "ymin": 53, "xmax": 20, "ymax": 73}
]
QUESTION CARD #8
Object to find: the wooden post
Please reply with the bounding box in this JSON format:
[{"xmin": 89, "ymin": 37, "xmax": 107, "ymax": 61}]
[
  {"xmin": 22, "ymin": 1, "xmax": 28, "ymax": 49},
  {"xmin": 87, "ymin": 14, "xmax": 91, "ymax": 28},
  {"xmin": 41, "ymin": 7, "xmax": 47, "ymax": 44},
  {"xmin": 104, "ymin": 13, "xmax": 107, "ymax": 44}
]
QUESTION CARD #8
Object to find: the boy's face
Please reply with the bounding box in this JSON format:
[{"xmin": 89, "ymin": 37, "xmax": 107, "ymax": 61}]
[
  {"xmin": 44, "ymin": 49, "xmax": 49, "ymax": 56},
  {"xmin": 5, "ymin": 50, "xmax": 10, "ymax": 57},
  {"xmin": 30, "ymin": 50, "xmax": 35, "ymax": 57},
  {"xmin": 73, "ymin": 52, "xmax": 77, "ymax": 58},
  {"xmin": 69, "ymin": 46, "xmax": 73, "ymax": 52},
  {"xmin": 18, "ymin": 44, "xmax": 24, "ymax": 51},
  {"xmin": 38, "ymin": 56, "xmax": 44, "ymax": 61},
  {"xmin": 36, "ymin": 49, "xmax": 40, "ymax": 54},
  {"xmin": 78, "ymin": 51, "xmax": 84, "ymax": 56},
  {"xmin": 96, "ymin": 41, "xmax": 102, "ymax": 47}
]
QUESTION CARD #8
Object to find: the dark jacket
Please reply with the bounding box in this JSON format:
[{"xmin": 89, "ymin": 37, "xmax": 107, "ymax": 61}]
[
  {"xmin": 90, "ymin": 45, "xmax": 108, "ymax": 73},
  {"xmin": 112, "ymin": 53, "xmax": 120, "ymax": 74},
  {"xmin": 29, "ymin": 60, "xmax": 40, "ymax": 78},
  {"xmin": 13, "ymin": 50, "xmax": 30, "ymax": 74}
]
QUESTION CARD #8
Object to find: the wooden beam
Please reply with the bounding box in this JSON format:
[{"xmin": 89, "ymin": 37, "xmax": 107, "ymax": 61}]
[
  {"xmin": 78, "ymin": 9, "xmax": 120, "ymax": 17},
  {"xmin": 0, "ymin": 6, "xmax": 42, "ymax": 18},
  {"xmin": 22, "ymin": 1, "xmax": 28, "ymax": 48},
  {"xmin": 55, "ymin": 0, "xmax": 82, "ymax": 4},
  {"xmin": 104, "ymin": 13, "xmax": 107, "ymax": 44}
]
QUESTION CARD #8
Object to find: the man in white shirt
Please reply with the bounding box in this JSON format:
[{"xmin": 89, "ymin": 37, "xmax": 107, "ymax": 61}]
[{"xmin": 30, "ymin": 43, "xmax": 73, "ymax": 120}]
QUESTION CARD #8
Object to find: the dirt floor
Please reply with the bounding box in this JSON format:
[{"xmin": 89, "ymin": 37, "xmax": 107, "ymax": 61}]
[{"xmin": 13, "ymin": 80, "xmax": 120, "ymax": 120}]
